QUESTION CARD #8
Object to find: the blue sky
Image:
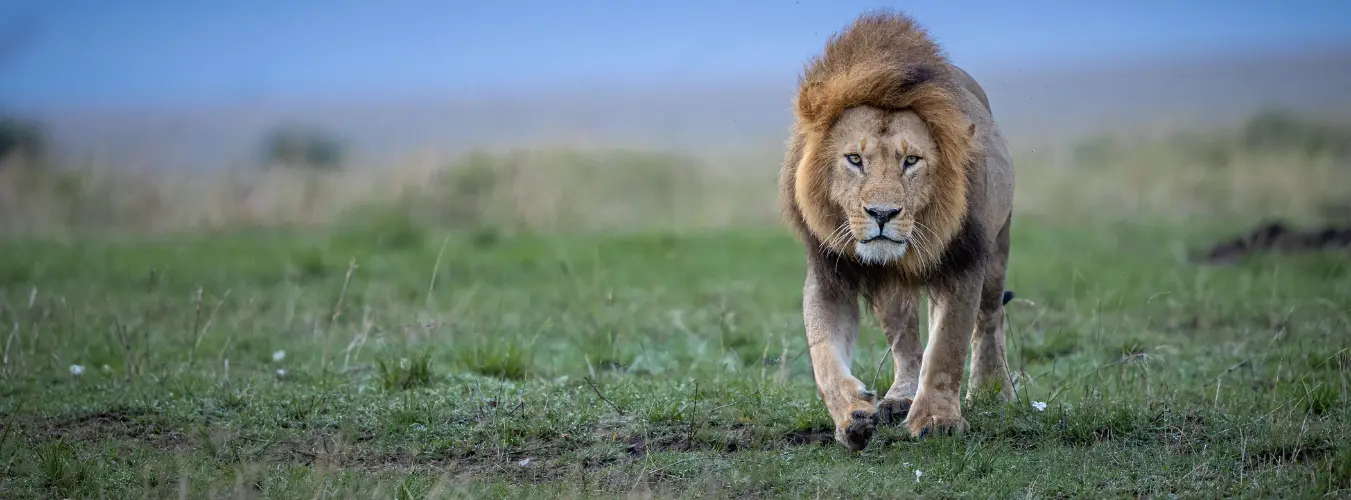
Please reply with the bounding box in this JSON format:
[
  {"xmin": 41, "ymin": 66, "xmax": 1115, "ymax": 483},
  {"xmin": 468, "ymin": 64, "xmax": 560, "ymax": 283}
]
[{"xmin": 1, "ymin": 0, "xmax": 1348, "ymax": 110}]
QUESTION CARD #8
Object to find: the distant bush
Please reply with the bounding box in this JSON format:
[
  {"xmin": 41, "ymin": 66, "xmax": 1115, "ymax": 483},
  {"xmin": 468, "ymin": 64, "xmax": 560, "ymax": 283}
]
[
  {"xmin": 259, "ymin": 125, "xmax": 346, "ymax": 170},
  {"xmin": 1073, "ymin": 109, "xmax": 1351, "ymax": 171},
  {"xmin": 1240, "ymin": 108, "xmax": 1351, "ymax": 159},
  {"xmin": 0, "ymin": 115, "xmax": 47, "ymax": 164},
  {"xmin": 329, "ymin": 147, "xmax": 756, "ymax": 236},
  {"xmin": 438, "ymin": 150, "xmax": 501, "ymax": 219},
  {"xmin": 1070, "ymin": 135, "xmax": 1122, "ymax": 169},
  {"xmin": 1045, "ymin": 109, "xmax": 1351, "ymax": 221},
  {"xmin": 426, "ymin": 147, "xmax": 708, "ymax": 231}
]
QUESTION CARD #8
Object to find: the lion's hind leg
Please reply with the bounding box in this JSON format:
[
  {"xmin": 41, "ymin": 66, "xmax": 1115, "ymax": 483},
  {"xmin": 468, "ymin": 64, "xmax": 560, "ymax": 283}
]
[{"xmin": 967, "ymin": 212, "xmax": 1015, "ymax": 404}]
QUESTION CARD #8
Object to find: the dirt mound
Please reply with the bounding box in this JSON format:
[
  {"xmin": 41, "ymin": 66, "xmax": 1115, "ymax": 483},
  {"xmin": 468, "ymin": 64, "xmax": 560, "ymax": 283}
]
[{"xmin": 1199, "ymin": 221, "xmax": 1351, "ymax": 264}]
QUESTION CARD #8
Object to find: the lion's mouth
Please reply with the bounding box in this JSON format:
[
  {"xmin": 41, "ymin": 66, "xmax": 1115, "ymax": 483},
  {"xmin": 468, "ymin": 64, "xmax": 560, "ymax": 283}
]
[{"xmin": 859, "ymin": 235, "xmax": 908, "ymax": 245}]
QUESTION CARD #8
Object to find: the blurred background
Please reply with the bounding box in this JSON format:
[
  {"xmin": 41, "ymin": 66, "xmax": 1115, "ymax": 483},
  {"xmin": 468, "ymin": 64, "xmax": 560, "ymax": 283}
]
[{"xmin": 2, "ymin": 0, "xmax": 1350, "ymax": 237}]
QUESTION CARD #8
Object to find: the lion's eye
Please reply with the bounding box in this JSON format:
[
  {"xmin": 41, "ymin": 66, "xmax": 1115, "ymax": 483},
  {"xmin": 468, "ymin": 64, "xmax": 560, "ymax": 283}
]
[
  {"xmin": 903, "ymin": 155, "xmax": 921, "ymax": 168},
  {"xmin": 844, "ymin": 153, "xmax": 863, "ymax": 168}
]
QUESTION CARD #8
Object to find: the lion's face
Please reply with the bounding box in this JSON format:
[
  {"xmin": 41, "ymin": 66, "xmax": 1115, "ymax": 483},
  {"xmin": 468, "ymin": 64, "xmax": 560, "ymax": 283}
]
[{"xmin": 824, "ymin": 106, "xmax": 940, "ymax": 265}]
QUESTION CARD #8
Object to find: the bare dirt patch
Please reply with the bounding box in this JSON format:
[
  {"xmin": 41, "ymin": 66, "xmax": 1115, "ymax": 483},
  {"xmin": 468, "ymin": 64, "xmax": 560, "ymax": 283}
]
[
  {"xmin": 1197, "ymin": 221, "xmax": 1351, "ymax": 264},
  {"xmin": 44, "ymin": 408, "xmax": 189, "ymax": 452}
]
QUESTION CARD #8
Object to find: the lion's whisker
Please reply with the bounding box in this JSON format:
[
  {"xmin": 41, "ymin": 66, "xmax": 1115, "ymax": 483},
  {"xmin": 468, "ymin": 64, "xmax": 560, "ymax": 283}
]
[
  {"xmin": 912, "ymin": 221, "xmax": 942, "ymax": 264},
  {"xmin": 819, "ymin": 221, "xmax": 851, "ymax": 256}
]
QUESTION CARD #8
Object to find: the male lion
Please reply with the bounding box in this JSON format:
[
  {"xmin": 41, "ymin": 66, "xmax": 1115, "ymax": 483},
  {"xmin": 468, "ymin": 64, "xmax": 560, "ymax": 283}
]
[{"xmin": 778, "ymin": 10, "xmax": 1016, "ymax": 451}]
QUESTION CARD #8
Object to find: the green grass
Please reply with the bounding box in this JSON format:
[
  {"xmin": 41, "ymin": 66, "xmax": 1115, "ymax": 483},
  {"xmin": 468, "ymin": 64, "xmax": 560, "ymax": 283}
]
[{"xmin": 0, "ymin": 213, "xmax": 1348, "ymax": 499}]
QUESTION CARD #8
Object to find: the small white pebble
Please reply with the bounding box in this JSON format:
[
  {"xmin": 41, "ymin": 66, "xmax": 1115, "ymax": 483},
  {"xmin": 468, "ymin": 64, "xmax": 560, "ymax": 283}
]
[
  {"xmin": 272, "ymin": 350, "xmax": 286, "ymax": 362},
  {"xmin": 1032, "ymin": 401, "xmax": 1047, "ymax": 412},
  {"xmin": 518, "ymin": 458, "xmax": 533, "ymax": 467},
  {"xmin": 915, "ymin": 469, "xmax": 923, "ymax": 482},
  {"xmin": 69, "ymin": 364, "xmax": 84, "ymax": 376},
  {"xmin": 276, "ymin": 368, "xmax": 287, "ymax": 377}
]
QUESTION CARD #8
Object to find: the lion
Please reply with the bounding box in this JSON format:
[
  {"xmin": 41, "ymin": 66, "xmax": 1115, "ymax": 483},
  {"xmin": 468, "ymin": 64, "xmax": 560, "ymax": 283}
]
[{"xmin": 777, "ymin": 10, "xmax": 1016, "ymax": 451}]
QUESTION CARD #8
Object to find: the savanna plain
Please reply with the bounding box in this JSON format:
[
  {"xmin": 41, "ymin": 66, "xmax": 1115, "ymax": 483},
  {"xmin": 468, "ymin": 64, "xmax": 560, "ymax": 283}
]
[{"xmin": 1, "ymin": 108, "xmax": 1350, "ymax": 499}]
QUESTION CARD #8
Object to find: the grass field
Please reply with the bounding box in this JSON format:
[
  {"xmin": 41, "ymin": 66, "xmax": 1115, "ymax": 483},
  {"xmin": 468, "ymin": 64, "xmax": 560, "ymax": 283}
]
[{"xmin": 1, "ymin": 115, "xmax": 1350, "ymax": 498}]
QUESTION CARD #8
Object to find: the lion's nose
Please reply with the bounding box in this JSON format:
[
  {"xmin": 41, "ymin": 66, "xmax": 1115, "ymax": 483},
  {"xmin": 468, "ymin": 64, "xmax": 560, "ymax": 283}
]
[{"xmin": 865, "ymin": 205, "xmax": 901, "ymax": 224}]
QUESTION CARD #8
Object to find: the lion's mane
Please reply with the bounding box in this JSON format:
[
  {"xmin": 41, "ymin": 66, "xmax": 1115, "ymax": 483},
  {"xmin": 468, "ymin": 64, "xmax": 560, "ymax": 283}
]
[{"xmin": 779, "ymin": 9, "xmax": 987, "ymax": 287}]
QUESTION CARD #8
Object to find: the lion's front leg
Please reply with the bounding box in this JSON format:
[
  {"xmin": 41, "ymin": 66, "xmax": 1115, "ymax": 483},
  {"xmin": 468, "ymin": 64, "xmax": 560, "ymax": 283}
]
[
  {"xmin": 868, "ymin": 284, "xmax": 922, "ymax": 425},
  {"xmin": 905, "ymin": 274, "xmax": 983, "ymax": 438},
  {"xmin": 802, "ymin": 268, "xmax": 878, "ymax": 451}
]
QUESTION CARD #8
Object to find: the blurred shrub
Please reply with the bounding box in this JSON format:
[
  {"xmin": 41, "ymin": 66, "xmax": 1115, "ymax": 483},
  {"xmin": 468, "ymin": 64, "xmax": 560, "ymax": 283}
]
[
  {"xmin": 0, "ymin": 115, "xmax": 47, "ymax": 165},
  {"xmin": 332, "ymin": 202, "xmax": 428, "ymax": 251},
  {"xmin": 1070, "ymin": 135, "xmax": 1122, "ymax": 169},
  {"xmin": 259, "ymin": 125, "xmax": 346, "ymax": 170},
  {"xmin": 1074, "ymin": 109, "xmax": 1351, "ymax": 171},
  {"xmin": 356, "ymin": 147, "xmax": 717, "ymax": 233},
  {"xmin": 437, "ymin": 150, "xmax": 501, "ymax": 222},
  {"xmin": 1043, "ymin": 109, "xmax": 1351, "ymax": 221},
  {"xmin": 1240, "ymin": 108, "xmax": 1351, "ymax": 159}
]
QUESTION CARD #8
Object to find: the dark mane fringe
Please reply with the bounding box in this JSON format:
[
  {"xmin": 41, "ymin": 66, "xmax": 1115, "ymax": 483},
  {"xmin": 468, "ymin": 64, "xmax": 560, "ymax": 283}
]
[{"xmin": 805, "ymin": 201, "xmax": 986, "ymax": 299}]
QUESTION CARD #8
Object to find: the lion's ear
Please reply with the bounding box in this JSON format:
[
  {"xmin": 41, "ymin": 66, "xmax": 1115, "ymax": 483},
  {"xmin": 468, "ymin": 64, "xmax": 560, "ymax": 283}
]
[{"xmin": 796, "ymin": 82, "xmax": 825, "ymax": 124}]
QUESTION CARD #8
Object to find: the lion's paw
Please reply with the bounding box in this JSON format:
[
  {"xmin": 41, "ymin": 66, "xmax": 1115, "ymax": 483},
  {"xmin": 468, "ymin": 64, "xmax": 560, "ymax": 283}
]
[
  {"xmin": 835, "ymin": 408, "xmax": 879, "ymax": 451},
  {"xmin": 878, "ymin": 397, "xmax": 913, "ymax": 425},
  {"xmin": 903, "ymin": 397, "xmax": 967, "ymax": 438}
]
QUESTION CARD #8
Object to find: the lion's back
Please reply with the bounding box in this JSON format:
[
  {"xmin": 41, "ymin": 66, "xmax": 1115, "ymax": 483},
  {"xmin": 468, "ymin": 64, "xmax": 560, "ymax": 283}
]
[{"xmin": 950, "ymin": 64, "xmax": 1015, "ymax": 233}]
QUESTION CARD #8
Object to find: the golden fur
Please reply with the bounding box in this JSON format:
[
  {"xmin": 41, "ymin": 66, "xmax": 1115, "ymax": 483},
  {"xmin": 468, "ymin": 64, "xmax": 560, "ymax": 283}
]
[{"xmin": 778, "ymin": 9, "xmax": 1017, "ymax": 450}]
